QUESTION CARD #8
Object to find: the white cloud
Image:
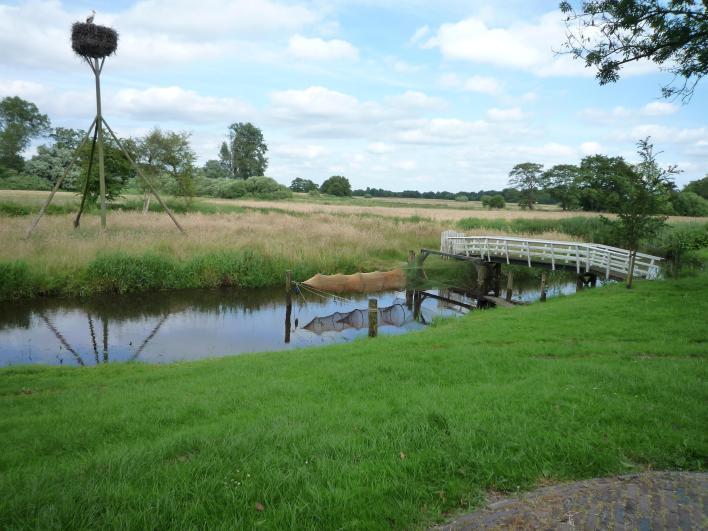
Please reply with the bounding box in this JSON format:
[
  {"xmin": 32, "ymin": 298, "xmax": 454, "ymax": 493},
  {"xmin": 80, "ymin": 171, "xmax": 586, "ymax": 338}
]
[
  {"xmin": 642, "ymin": 101, "xmax": 679, "ymax": 117},
  {"xmin": 423, "ymin": 10, "xmax": 661, "ymax": 78},
  {"xmin": 118, "ymin": 0, "xmax": 320, "ymax": 38},
  {"xmin": 368, "ymin": 142, "xmax": 393, "ymax": 154},
  {"xmin": 580, "ymin": 102, "xmax": 680, "ymax": 122},
  {"xmin": 486, "ymin": 107, "xmax": 525, "ymax": 121},
  {"xmin": 580, "ymin": 141, "xmax": 603, "ymax": 155},
  {"xmin": 463, "ymin": 76, "xmax": 503, "ymax": 95},
  {"xmin": 409, "ymin": 25, "xmax": 430, "ymax": 45},
  {"xmin": 393, "ymin": 159, "xmax": 417, "ymax": 170},
  {"xmin": 386, "ymin": 91, "xmax": 446, "ymax": 111},
  {"xmin": 112, "ymin": 86, "xmax": 253, "ymax": 123},
  {"xmin": 288, "ymin": 34, "xmax": 359, "ymax": 61},
  {"xmin": 393, "ymin": 118, "xmax": 489, "ymax": 145},
  {"xmin": 275, "ymin": 144, "xmax": 326, "ymax": 159},
  {"xmin": 0, "ymin": 0, "xmax": 322, "ymax": 71}
]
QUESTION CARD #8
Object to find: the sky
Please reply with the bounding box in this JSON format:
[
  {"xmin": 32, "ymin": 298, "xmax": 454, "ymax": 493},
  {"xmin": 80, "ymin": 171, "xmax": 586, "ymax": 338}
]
[{"xmin": 0, "ymin": 0, "xmax": 706, "ymax": 192}]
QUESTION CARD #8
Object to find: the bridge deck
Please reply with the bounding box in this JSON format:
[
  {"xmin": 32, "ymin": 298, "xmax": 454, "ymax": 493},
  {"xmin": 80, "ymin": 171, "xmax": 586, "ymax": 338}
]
[{"xmin": 440, "ymin": 231, "xmax": 662, "ymax": 280}]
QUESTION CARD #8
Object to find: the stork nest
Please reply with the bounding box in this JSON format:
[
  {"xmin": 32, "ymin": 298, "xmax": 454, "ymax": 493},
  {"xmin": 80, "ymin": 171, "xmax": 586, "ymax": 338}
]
[{"xmin": 71, "ymin": 22, "xmax": 118, "ymax": 59}]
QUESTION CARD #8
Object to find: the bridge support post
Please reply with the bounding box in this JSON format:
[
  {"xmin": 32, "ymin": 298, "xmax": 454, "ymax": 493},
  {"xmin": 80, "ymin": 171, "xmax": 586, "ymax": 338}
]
[
  {"xmin": 505, "ymin": 272, "xmax": 514, "ymax": 302},
  {"xmin": 406, "ymin": 250, "xmax": 415, "ymax": 309},
  {"xmin": 493, "ymin": 263, "xmax": 502, "ymax": 297},
  {"xmin": 540, "ymin": 272, "xmax": 547, "ymax": 302},
  {"xmin": 576, "ymin": 272, "xmax": 597, "ymax": 291}
]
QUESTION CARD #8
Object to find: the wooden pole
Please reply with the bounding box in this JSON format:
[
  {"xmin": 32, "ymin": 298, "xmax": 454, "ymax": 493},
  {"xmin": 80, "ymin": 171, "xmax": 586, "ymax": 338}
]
[
  {"xmin": 540, "ymin": 272, "xmax": 547, "ymax": 302},
  {"xmin": 74, "ymin": 124, "xmax": 99, "ymax": 228},
  {"xmin": 505, "ymin": 271, "xmax": 514, "ymax": 302},
  {"xmin": 626, "ymin": 250, "xmax": 636, "ymax": 289},
  {"xmin": 406, "ymin": 250, "xmax": 415, "ymax": 309},
  {"xmin": 94, "ymin": 58, "xmax": 107, "ymax": 230},
  {"xmin": 368, "ymin": 298, "xmax": 378, "ymax": 337},
  {"xmin": 285, "ymin": 270, "xmax": 292, "ymax": 343},
  {"xmin": 101, "ymin": 118, "xmax": 186, "ymax": 234},
  {"xmin": 493, "ymin": 263, "xmax": 502, "ymax": 296},
  {"xmin": 24, "ymin": 119, "xmax": 96, "ymax": 239}
]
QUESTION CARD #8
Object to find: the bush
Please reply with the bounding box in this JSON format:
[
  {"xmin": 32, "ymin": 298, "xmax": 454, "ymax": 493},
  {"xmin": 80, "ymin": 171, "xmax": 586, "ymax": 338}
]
[
  {"xmin": 647, "ymin": 222, "xmax": 708, "ymax": 276},
  {"xmin": 364, "ymin": 193, "xmax": 373, "ymax": 199},
  {"xmin": 308, "ymin": 188, "xmax": 321, "ymax": 197},
  {"xmin": 670, "ymin": 191, "xmax": 708, "ymax": 216},
  {"xmin": 454, "ymin": 195, "xmax": 468, "ymax": 202},
  {"xmin": 219, "ymin": 180, "xmax": 248, "ymax": 199},
  {"xmin": 0, "ymin": 173, "xmax": 52, "ymax": 191},
  {"xmin": 482, "ymin": 194, "xmax": 506, "ymax": 209}
]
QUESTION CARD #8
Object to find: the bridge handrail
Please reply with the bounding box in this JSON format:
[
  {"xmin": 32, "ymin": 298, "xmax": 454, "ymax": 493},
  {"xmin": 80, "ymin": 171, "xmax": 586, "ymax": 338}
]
[
  {"xmin": 440, "ymin": 232, "xmax": 663, "ymax": 280},
  {"xmin": 446, "ymin": 236, "xmax": 661, "ymax": 261}
]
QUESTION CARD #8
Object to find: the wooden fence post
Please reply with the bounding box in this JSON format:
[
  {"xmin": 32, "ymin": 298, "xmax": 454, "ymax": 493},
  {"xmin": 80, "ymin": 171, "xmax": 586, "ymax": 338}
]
[
  {"xmin": 540, "ymin": 272, "xmax": 547, "ymax": 302},
  {"xmin": 368, "ymin": 299, "xmax": 378, "ymax": 337},
  {"xmin": 285, "ymin": 270, "xmax": 292, "ymax": 343}
]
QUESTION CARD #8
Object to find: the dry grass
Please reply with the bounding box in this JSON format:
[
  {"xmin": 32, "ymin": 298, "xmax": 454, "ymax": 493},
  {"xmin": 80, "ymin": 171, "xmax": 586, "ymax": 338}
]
[{"xmin": 1, "ymin": 208, "xmax": 576, "ymax": 277}]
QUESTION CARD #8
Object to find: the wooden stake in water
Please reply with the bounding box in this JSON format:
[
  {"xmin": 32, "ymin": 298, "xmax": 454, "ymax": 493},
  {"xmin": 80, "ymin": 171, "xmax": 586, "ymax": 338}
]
[
  {"xmin": 540, "ymin": 272, "xmax": 547, "ymax": 302},
  {"xmin": 285, "ymin": 270, "xmax": 292, "ymax": 343},
  {"xmin": 368, "ymin": 298, "xmax": 378, "ymax": 338}
]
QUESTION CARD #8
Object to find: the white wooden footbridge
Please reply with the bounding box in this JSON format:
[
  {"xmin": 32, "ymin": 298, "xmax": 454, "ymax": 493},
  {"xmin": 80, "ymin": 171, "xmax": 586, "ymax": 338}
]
[{"xmin": 438, "ymin": 231, "xmax": 663, "ymax": 281}]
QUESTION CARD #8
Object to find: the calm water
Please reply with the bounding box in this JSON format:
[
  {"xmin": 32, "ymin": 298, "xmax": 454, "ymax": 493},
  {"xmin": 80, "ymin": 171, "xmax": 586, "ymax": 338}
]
[{"xmin": 0, "ymin": 277, "xmax": 580, "ymax": 367}]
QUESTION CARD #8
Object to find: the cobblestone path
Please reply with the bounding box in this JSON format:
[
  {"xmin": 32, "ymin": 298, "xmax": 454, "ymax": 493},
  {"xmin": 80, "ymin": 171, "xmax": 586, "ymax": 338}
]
[{"xmin": 437, "ymin": 471, "xmax": 706, "ymax": 530}]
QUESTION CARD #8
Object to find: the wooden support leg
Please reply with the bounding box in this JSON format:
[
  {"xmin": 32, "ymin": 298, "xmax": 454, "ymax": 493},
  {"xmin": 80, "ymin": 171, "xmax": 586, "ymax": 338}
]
[
  {"xmin": 74, "ymin": 124, "xmax": 99, "ymax": 228},
  {"xmin": 101, "ymin": 118, "xmax": 186, "ymax": 235},
  {"xmin": 540, "ymin": 272, "xmax": 547, "ymax": 302},
  {"xmin": 24, "ymin": 118, "xmax": 97, "ymax": 239}
]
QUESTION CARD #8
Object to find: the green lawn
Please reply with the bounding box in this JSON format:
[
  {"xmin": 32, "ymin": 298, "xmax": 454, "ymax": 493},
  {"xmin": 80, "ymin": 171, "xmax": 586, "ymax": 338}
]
[{"xmin": 1, "ymin": 275, "xmax": 706, "ymax": 529}]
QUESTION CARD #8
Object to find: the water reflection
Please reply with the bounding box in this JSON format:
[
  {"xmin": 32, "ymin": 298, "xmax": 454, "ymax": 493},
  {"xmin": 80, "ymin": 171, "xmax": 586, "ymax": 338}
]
[{"xmin": 0, "ymin": 275, "xmax": 580, "ymax": 368}]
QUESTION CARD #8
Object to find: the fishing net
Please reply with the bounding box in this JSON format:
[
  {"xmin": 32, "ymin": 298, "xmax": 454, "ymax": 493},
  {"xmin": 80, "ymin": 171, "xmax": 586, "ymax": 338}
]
[
  {"xmin": 303, "ymin": 303, "xmax": 411, "ymax": 334},
  {"xmin": 302, "ymin": 270, "xmax": 406, "ymax": 294}
]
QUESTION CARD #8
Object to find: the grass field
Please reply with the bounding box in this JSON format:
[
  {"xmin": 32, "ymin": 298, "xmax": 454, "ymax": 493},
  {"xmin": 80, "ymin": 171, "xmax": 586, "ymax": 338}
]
[{"xmin": 1, "ymin": 274, "xmax": 705, "ymax": 529}]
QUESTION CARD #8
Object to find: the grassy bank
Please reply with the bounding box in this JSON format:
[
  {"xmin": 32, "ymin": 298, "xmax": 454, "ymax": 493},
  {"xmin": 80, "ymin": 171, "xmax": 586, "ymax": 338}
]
[
  {"xmin": 0, "ymin": 207, "xmax": 578, "ymax": 301},
  {"xmin": 1, "ymin": 274, "xmax": 705, "ymax": 528}
]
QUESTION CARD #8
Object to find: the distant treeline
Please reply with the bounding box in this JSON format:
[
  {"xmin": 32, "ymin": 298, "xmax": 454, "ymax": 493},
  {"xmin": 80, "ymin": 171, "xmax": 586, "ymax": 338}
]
[{"xmin": 349, "ymin": 187, "xmax": 550, "ymax": 203}]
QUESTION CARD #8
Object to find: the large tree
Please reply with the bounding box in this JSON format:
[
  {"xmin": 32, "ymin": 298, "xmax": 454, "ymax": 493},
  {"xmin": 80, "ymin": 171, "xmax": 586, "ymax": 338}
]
[
  {"xmin": 289, "ymin": 177, "xmax": 318, "ymax": 192},
  {"xmin": 542, "ymin": 164, "xmax": 582, "ymax": 210},
  {"xmin": 320, "ymin": 175, "xmax": 352, "ymax": 196},
  {"xmin": 559, "ymin": 1, "xmax": 708, "ymax": 100},
  {"xmin": 577, "ymin": 154, "xmax": 635, "ymax": 211},
  {"xmin": 227, "ymin": 122, "xmax": 268, "ymax": 179},
  {"xmin": 136, "ymin": 128, "xmax": 196, "ymax": 207},
  {"xmin": 684, "ymin": 175, "xmax": 708, "ymax": 199},
  {"xmin": 0, "ymin": 96, "xmax": 50, "ymax": 173},
  {"xmin": 508, "ymin": 162, "xmax": 544, "ymax": 209}
]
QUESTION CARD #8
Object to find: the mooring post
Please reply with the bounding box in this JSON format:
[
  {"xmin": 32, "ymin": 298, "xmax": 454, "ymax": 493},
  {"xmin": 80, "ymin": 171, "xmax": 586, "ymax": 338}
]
[
  {"xmin": 406, "ymin": 250, "xmax": 415, "ymax": 309},
  {"xmin": 368, "ymin": 298, "xmax": 378, "ymax": 337},
  {"xmin": 285, "ymin": 270, "xmax": 292, "ymax": 343},
  {"xmin": 477, "ymin": 264, "xmax": 488, "ymax": 306},
  {"xmin": 540, "ymin": 272, "xmax": 547, "ymax": 302},
  {"xmin": 505, "ymin": 271, "xmax": 514, "ymax": 302}
]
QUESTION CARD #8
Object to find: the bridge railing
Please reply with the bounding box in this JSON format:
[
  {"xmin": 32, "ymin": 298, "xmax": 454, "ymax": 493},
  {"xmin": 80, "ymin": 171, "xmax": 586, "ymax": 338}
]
[{"xmin": 440, "ymin": 232, "xmax": 662, "ymax": 280}]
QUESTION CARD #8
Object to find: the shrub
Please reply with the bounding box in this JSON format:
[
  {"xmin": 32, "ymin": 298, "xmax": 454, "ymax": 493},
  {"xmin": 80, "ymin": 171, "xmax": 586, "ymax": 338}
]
[
  {"xmin": 219, "ymin": 180, "xmax": 248, "ymax": 199},
  {"xmin": 482, "ymin": 194, "xmax": 506, "ymax": 209},
  {"xmin": 454, "ymin": 195, "xmax": 469, "ymax": 202},
  {"xmin": 364, "ymin": 193, "xmax": 373, "ymax": 199},
  {"xmin": 0, "ymin": 173, "xmax": 52, "ymax": 191},
  {"xmin": 308, "ymin": 188, "xmax": 321, "ymax": 197}
]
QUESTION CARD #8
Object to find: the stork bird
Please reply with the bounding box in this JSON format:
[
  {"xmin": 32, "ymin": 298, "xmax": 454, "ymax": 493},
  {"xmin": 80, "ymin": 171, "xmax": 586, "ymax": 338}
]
[{"xmin": 86, "ymin": 10, "xmax": 95, "ymax": 24}]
